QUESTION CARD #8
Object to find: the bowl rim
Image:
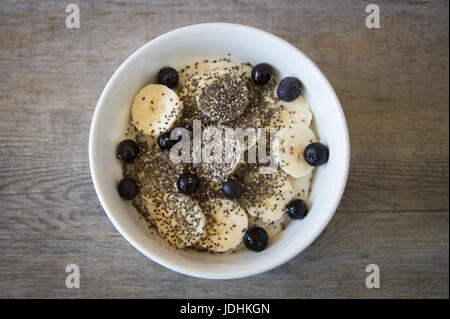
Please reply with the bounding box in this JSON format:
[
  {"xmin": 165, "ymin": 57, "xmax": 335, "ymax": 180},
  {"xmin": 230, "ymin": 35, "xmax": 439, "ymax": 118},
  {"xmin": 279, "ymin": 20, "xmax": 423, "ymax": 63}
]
[{"xmin": 89, "ymin": 22, "xmax": 350, "ymax": 279}]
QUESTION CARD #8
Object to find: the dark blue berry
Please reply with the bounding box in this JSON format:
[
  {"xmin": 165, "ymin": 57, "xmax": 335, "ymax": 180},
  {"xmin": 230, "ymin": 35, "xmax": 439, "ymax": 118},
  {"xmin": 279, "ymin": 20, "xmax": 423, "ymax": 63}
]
[
  {"xmin": 157, "ymin": 67, "xmax": 178, "ymax": 88},
  {"xmin": 251, "ymin": 63, "xmax": 272, "ymax": 85},
  {"xmin": 177, "ymin": 173, "xmax": 200, "ymax": 195},
  {"xmin": 304, "ymin": 142, "xmax": 329, "ymax": 166},
  {"xmin": 285, "ymin": 199, "xmax": 308, "ymax": 220},
  {"xmin": 157, "ymin": 131, "xmax": 179, "ymax": 151},
  {"xmin": 277, "ymin": 77, "xmax": 302, "ymax": 102},
  {"xmin": 244, "ymin": 227, "xmax": 268, "ymax": 252},
  {"xmin": 221, "ymin": 179, "xmax": 243, "ymax": 200},
  {"xmin": 117, "ymin": 139, "xmax": 139, "ymax": 163},
  {"xmin": 118, "ymin": 178, "xmax": 139, "ymax": 200}
]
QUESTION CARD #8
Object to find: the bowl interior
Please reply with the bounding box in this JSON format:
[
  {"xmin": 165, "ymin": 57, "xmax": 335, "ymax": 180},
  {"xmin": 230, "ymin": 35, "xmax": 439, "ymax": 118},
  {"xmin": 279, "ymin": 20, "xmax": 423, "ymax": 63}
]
[{"xmin": 89, "ymin": 23, "xmax": 349, "ymax": 279}]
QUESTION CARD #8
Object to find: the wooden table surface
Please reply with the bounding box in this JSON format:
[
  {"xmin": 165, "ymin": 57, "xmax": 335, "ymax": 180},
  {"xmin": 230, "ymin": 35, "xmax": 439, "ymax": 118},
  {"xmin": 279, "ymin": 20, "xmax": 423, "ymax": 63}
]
[{"xmin": 0, "ymin": 0, "xmax": 448, "ymax": 299}]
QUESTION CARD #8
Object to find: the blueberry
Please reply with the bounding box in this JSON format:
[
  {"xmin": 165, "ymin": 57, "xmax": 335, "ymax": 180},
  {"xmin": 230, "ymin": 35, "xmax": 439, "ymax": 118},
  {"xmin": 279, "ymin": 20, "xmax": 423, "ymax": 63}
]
[
  {"xmin": 304, "ymin": 142, "xmax": 329, "ymax": 166},
  {"xmin": 244, "ymin": 227, "xmax": 268, "ymax": 252},
  {"xmin": 117, "ymin": 139, "xmax": 139, "ymax": 163},
  {"xmin": 117, "ymin": 178, "xmax": 139, "ymax": 200},
  {"xmin": 277, "ymin": 77, "xmax": 302, "ymax": 102},
  {"xmin": 285, "ymin": 199, "xmax": 308, "ymax": 220},
  {"xmin": 157, "ymin": 131, "xmax": 179, "ymax": 151},
  {"xmin": 177, "ymin": 173, "xmax": 200, "ymax": 195},
  {"xmin": 157, "ymin": 67, "xmax": 178, "ymax": 88},
  {"xmin": 251, "ymin": 63, "xmax": 272, "ymax": 85},
  {"xmin": 221, "ymin": 179, "xmax": 243, "ymax": 200}
]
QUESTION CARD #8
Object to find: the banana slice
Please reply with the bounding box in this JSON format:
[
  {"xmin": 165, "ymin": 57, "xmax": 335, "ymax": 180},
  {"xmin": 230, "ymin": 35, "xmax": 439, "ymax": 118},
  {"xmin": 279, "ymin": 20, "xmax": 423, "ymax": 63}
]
[
  {"xmin": 240, "ymin": 169, "xmax": 295, "ymax": 224},
  {"xmin": 198, "ymin": 199, "xmax": 248, "ymax": 252},
  {"xmin": 194, "ymin": 125, "xmax": 243, "ymax": 182},
  {"xmin": 275, "ymin": 124, "xmax": 318, "ymax": 178},
  {"xmin": 287, "ymin": 172, "xmax": 312, "ymax": 201},
  {"xmin": 154, "ymin": 194, "xmax": 205, "ymax": 248},
  {"xmin": 267, "ymin": 95, "xmax": 312, "ymax": 129},
  {"xmin": 131, "ymin": 84, "xmax": 182, "ymax": 136},
  {"xmin": 196, "ymin": 69, "xmax": 248, "ymax": 123}
]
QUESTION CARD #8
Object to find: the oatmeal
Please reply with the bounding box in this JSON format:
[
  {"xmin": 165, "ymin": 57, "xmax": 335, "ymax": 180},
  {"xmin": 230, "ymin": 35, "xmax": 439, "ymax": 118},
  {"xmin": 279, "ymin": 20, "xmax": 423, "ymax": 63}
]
[{"xmin": 114, "ymin": 58, "xmax": 329, "ymax": 253}]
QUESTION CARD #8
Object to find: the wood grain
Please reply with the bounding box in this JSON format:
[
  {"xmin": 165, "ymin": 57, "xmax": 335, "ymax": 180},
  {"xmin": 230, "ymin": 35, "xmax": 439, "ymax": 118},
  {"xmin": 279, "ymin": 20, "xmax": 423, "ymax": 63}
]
[{"xmin": 0, "ymin": 0, "xmax": 448, "ymax": 298}]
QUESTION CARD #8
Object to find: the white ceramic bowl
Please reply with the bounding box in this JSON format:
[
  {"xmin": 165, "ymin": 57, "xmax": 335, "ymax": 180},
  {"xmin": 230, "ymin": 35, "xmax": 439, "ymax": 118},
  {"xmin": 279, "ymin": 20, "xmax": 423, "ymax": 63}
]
[{"xmin": 89, "ymin": 23, "xmax": 350, "ymax": 279}]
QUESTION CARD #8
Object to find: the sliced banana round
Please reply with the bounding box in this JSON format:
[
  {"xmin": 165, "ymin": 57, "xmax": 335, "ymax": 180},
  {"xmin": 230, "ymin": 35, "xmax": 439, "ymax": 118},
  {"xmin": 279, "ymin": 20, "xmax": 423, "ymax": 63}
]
[
  {"xmin": 287, "ymin": 172, "xmax": 312, "ymax": 201},
  {"xmin": 154, "ymin": 193, "xmax": 205, "ymax": 248},
  {"xmin": 266, "ymin": 95, "xmax": 312, "ymax": 129},
  {"xmin": 196, "ymin": 69, "xmax": 248, "ymax": 123},
  {"xmin": 131, "ymin": 84, "xmax": 182, "ymax": 137},
  {"xmin": 240, "ymin": 169, "xmax": 295, "ymax": 224},
  {"xmin": 194, "ymin": 125, "xmax": 243, "ymax": 182},
  {"xmin": 275, "ymin": 124, "xmax": 318, "ymax": 178},
  {"xmin": 198, "ymin": 199, "xmax": 248, "ymax": 252}
]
